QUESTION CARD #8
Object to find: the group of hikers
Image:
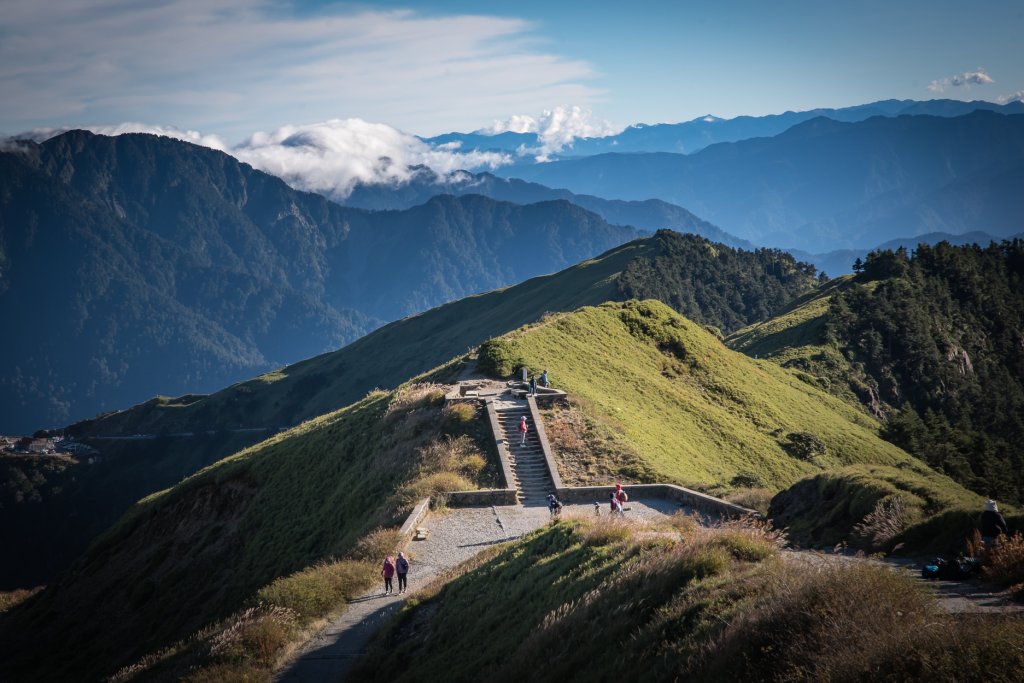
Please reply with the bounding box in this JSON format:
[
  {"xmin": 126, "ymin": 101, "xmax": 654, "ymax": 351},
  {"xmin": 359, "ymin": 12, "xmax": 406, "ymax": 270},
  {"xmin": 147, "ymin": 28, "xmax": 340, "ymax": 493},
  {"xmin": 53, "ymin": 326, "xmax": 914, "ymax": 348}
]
[
  {"xmin": 526, "ymin": 369, "xmax": 549, "ymax": 396},
  {"xmin": 380, "ymin": 551, "xmax": 410, "ymax": 596},
  {"xmin": 546, "ymin": 483, "xmax": 630, "ymax": 517}
]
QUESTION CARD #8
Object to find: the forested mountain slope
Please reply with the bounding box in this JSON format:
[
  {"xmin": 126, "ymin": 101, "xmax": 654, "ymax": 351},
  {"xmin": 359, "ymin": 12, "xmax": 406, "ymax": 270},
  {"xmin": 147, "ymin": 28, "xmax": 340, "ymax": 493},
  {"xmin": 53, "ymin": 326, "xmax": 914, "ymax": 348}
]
[
  {"xmin": 0, "ymin": 131, "xmax": 640, "ymax": 432},
  {"xmin": 729, "ymin": 240, "xmax": 1024, "ymax": 506}
]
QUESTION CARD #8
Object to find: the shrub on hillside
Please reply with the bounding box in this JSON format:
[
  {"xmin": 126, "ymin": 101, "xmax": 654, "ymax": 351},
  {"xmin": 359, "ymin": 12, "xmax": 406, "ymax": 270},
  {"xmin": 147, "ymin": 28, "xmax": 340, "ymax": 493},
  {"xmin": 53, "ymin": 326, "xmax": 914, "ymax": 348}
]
[
  {"xmin": 257, "ymin": 560, "xmax": 377, "ymax": 619},
  {"xmin": 350, "ymin": 528, "xmax": 405, "ymax": 563},
  {"xmin": 398, "ymin": 471, "xmax": 475, "ymax": 505},
  {"xmin": 982, "ymin": 531, "xmax": 1024, "ymax": 596},
  {"xmin": 477, "ymin": 338, "xmax": 524, "ymax": 378},
  {"xmin": 783, "ymin": 431, "xmax": 826, "ymax": 461},
  {"xmin": 442, "ymin": 401, "xmax": 477, "ymax": 424},
  {"xmin": 207, "ymin": 605, "xmax": 297, "ymax": 669},
  {"xmin": 725, "ymin": 487, "xmax": 774, "ymax": 515}
]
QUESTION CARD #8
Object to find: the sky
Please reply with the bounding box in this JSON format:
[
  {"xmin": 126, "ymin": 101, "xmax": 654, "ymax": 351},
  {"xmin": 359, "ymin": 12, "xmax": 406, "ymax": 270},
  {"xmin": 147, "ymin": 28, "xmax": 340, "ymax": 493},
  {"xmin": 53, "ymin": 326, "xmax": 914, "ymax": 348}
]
[{"xmin": 2, "ymin": 0, "xmax": 1023, "ymax": 194}]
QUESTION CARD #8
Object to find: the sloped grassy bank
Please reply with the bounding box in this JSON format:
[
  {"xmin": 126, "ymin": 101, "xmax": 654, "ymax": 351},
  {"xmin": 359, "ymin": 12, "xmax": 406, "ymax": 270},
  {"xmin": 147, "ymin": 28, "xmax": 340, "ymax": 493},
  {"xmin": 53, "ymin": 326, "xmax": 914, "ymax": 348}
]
[
  {"xmin": 0, "ymin": 380, "xmax": 497, "ymax": 682},
  {"xmin": 482, "ymin": 299, "xmax": 993, "ymax": 548},
  {"xmin": 354, "ymin": 516, "xmax": 1024, "ymax": 682},
  {"xmin": 481, "ymin": 299, "xmax": 914, "ymax": 489}
]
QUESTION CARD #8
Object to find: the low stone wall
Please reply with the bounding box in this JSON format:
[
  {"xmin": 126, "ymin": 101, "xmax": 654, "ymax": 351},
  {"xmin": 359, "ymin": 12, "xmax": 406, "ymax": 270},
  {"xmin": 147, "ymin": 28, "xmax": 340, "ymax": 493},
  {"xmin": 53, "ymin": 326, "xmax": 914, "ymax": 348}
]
[
  {"xmin": 399, "ymin": 497, "xmax": 432, "ymax": 539},
  {"xmin": 556, "ymin": 483, "xmax": 756, "ymax": 517},
  {"xmin": 447, "ymin": 488, "xmax": 518, "ymax": 506},
  {"xmin": 527, "ymin": 396, "xmax": 564, "ymax": 490}
]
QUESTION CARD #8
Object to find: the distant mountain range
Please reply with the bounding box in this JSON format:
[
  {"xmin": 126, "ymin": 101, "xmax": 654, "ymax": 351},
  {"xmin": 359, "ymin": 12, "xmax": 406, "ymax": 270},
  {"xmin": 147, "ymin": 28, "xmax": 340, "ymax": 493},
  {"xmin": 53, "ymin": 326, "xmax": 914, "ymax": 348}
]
[
  {"xmin": 495, "ymin": 111, "xmax": 1024, "ymax": 251},
  {"xmin": 426, "ymin": 99, "xmax": 1024, "ymax": 156},
  {"xmin": 0, "ymin": 132, "xmax": 641, "ymax": 432},
  {"xmin": 343, "ymin": 168, "xmax": 753, "ymax": 249}
]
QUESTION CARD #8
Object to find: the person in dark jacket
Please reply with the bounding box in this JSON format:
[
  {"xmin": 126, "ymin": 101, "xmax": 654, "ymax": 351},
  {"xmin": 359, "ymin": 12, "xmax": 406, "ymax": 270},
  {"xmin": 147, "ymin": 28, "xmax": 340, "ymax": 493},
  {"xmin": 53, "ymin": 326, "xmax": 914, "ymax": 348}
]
[
  {"xmin": 980, "ymin": 499, "xmax": 1009, "ymax": 547},
  {"xmin": 396, "ymin": 552, "xmax": 410, "ymax": 595}
]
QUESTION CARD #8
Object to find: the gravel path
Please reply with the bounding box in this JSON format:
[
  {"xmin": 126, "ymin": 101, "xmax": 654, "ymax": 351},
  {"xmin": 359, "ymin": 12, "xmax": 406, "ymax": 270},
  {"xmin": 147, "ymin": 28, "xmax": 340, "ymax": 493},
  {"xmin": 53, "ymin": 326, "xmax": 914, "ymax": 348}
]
[{"xmin": 274, "ymin": 497, "xmax": 689, "ymax": 682}]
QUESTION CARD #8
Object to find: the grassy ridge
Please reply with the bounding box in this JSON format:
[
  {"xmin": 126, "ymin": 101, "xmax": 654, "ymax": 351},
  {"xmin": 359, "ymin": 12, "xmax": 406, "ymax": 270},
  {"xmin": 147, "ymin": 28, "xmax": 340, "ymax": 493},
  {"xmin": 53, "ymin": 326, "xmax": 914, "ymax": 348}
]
[
  {"xmin": 497, "ymin": 300, "xmax": 910, "ymax": 489},
  {"xmin": 354, "ymin": 517, "xmax": 1024, "ymax": 682},
  {"xmin": 0, "ymin": 381, "xmax": 495, "ymax": 682}
]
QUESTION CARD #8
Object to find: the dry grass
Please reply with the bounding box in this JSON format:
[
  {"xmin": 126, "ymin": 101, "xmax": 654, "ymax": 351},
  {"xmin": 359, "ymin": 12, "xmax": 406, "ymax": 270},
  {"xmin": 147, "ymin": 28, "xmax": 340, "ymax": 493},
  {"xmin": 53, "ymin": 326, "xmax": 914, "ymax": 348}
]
[
  {"xmin": 982, "ymin": 531, "xmax": 1024, "ymax": 597},
  {"xmin": 725, "ymin": 487, "xmax": 774, "ymax": 515},
  {"xmin": 256, "ymin": 560, "xmax": 378, "ymax": 618},
  {"xmin": 350, "ymin": 528, "xmax": 405, "ymax": 563},
  {"xmin": 0, "ymin": 587, "xmax": 41, "ymax": 613},
  {"xmin": 385, "ymin": 383, "xmax": 449, "ymax": 417},
  {"xmin": 852, "ymin": 494, "xmax": 910, "ymax": 550}
]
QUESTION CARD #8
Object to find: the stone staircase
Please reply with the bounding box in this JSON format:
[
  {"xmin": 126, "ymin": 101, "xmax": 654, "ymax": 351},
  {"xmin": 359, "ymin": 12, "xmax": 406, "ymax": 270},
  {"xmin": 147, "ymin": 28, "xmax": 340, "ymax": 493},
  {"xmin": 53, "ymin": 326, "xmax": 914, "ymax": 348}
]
[{"xmin": 493, "ymin": 399, "xmax": 554, "ymax": 503}]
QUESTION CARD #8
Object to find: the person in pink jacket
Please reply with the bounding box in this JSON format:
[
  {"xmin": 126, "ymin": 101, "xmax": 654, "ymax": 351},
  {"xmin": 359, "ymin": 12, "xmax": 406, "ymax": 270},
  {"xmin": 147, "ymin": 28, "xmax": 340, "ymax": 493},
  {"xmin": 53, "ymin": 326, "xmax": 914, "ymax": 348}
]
[
  {"xmin": 382, "ymin": 555, "xmax": 396, "ymax": 595},
  {"xmin": 518, "ymin": 415, "xmax": 528, "ymax": 446}
]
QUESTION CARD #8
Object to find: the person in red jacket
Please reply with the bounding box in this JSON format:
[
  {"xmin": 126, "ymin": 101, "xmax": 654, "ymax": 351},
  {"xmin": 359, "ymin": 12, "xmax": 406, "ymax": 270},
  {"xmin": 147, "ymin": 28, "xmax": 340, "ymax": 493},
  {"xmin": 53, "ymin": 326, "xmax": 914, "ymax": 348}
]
[
  {"xmin": 518, "ymin": 415, "xmax": 529, "ymax": 446},
  {"xmin": 382, "ymin": 555, "xmax": 396, "ymax": 595}
]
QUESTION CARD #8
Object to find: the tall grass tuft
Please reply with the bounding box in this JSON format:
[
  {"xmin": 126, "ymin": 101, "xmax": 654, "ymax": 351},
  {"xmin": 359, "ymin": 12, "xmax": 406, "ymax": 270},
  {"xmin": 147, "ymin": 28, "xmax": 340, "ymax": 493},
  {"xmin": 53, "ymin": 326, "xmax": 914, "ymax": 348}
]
[
  {"xmin": 852, "ymin": 494, "xmax": 909, "ymax": 549},
  {"xmin": 257, "ymin": 560, "xmax": 377, "ymax": 619},
  {"xmin": 350, "ymin": 528, "xmax": 405, "ymax": 563},
  {"xmin": 982, "ymin": 531, "xmax": 1024, "ymax": 596}
]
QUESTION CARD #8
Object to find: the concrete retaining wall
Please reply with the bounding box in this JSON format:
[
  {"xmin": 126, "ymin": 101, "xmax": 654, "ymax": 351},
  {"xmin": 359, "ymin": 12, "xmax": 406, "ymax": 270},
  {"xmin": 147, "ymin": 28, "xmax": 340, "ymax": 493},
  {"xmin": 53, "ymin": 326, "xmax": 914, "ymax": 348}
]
[
  {"xmin": 526, "ymin": 396, "xmax": 564, "ymax": 490},
  {"xmin": 447, "ymin": 488, "xmax": 518, "ymax": 506},
  {"xmin": 399, "ymin": 497, "xmax": 432, "ymax": 539},
  {"xmin": 556, "ymin": 483, "xmax": 756, "ymax": 517},
  {"xmin": 484, "ymin": 399, "xmax": 517, "ymax": 493}
]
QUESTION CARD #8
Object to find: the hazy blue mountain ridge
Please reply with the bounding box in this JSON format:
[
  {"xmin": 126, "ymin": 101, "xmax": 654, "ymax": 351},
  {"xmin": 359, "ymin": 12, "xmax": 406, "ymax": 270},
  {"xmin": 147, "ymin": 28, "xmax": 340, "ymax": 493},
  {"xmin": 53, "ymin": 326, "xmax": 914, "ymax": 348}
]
[
  {"xmin": 0, "ymin": 132, "xmax": 641, "ymax": 432},
  {"xmin": 343, "ymin": 168, "xmax": 754, "ymax": 249},
  {"xmin": 425, "ymin": 99, "xmax": 1024, "ymax": 156},
  {"xmin": 494, "ymin": 112, "xmax": 1024, "ymax": 251}
]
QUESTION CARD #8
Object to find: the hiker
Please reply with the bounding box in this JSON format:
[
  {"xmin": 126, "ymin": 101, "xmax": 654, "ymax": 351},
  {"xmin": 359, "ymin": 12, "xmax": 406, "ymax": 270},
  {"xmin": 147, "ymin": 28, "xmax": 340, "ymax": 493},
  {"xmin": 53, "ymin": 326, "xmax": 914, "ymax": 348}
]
[
  {"xmin": 547, "ymin": 493, "xmax": 563, "ymax": 517},
  {"xmin": 530, "ymin": 375, "xmax": 537, "ymax": 396},
  {"xmin": 615, "ymin": 483, "xmax": 629, "ymax": 509},
  {"xmin": 610, "ymin": 491, "xmax": 623, "ymax": 514},
  {"xmin": 980, "ymin": 499, "xmax": 1009, "ymax": 548},
  {"xmin": 396, "ymin": 552, "xmax": 410, "ymax": 595},
  {"xmin": 541, "ymin": 370, "xmax": 549, "ymax": 388},
  {"xmin": 382, "ymin": 555, "xmax": 396, "ymax": 595},
  {"xmin": 518, "ymin": 415, "xmax": 529, "ymax": 446}
]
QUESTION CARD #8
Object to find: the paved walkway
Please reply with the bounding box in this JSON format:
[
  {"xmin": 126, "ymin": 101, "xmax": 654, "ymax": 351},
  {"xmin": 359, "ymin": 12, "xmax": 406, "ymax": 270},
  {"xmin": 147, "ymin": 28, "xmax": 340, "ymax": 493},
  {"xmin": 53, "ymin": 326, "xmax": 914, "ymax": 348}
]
[{"xmin": 274, "ymin": 498, "xmax": 686, "ymax": 682}]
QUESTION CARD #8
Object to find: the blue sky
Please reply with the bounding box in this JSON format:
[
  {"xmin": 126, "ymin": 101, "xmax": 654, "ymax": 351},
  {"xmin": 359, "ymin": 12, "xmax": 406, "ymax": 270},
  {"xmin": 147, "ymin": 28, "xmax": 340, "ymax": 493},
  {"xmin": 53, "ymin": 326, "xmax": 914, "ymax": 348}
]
[{"xmin": 2, "ymin": 0, "xmax": 1022, "ymax": 141}]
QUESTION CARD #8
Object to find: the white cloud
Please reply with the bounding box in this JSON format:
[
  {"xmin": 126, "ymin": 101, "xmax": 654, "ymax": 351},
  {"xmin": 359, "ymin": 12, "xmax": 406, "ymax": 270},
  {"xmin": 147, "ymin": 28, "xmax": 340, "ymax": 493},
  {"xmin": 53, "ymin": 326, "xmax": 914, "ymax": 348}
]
[
  {"xmin": 927, "ymin": 69, "xmax": 995, "ymax": 92},
  {"xmin": 0, "ymin": 1, "xmax": 603, "ymax": 140},
  {"xmin": 482, "ymin": 105, "xmax": 620, "ymax": 156},
  {"xmin": 996, "ymin": 90, "xmax": 1024, "ymax": 104},
  {"xmin": 232, "ymin": 119, "xmax": 511, "ymax": 199},
  {"xmin": 10, "ymin": 118, "xmax": 512, "ymax": 200}
]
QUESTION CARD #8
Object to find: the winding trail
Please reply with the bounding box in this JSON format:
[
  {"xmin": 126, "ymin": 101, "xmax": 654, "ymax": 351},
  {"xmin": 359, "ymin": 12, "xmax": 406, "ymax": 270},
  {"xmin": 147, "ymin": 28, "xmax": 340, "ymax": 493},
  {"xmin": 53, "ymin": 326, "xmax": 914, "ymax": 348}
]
[{"xmin": 274, "ymin": 498, "xmax": 685, "ymax": 682}]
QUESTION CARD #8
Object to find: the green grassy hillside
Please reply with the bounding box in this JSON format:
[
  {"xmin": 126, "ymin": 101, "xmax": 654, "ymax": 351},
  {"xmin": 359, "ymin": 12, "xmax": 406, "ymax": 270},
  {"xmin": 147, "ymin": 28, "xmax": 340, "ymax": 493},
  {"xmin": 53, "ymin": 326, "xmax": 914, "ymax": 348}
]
[
  {"xmin": 488, "ymin": 299, "xmax": 914, "ymax": 490},
  {"xmin": 354, "ymin": 517, "xmax": 1024, "ymax": 682},
  {"xmin": 0, "ymin": 378, "xmax": 497, "ymax": 682},
  {"xmin": 5, "ymin": 231, "xmax": 817, "ymax": 589}
]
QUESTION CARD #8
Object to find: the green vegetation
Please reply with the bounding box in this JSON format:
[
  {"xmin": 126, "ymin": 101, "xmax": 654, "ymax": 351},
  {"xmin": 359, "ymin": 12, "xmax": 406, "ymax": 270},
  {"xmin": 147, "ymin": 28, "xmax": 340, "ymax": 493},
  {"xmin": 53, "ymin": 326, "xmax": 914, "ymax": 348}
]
[
  {"xmin": 490, "ymin": 299, "xmax": 914, "ymax": 491},
  {"xmin": 768, "ymin": 464, "xmax": 996, "ymax": 551},
  {"xmin": 0, "ymin": 382, "xmax": 496, "ymax": 682},
  {"xmin": 354, "ymin": 516, "xmax": 1024, "ymax": 682},
  {"xmin": 829, "ymin": 241, "xmax": 1024, "ymax": 503},
  {"xmin": 735, "ymin": 242, "xmax": 1024, "ymax": 504},
  {"xmin": 618, "ymin": 229, "xmax": 822, "ymax": 333},
  {"xmin": 14, "ymin": 229, "xmax": 823, "ymax": 590}
]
